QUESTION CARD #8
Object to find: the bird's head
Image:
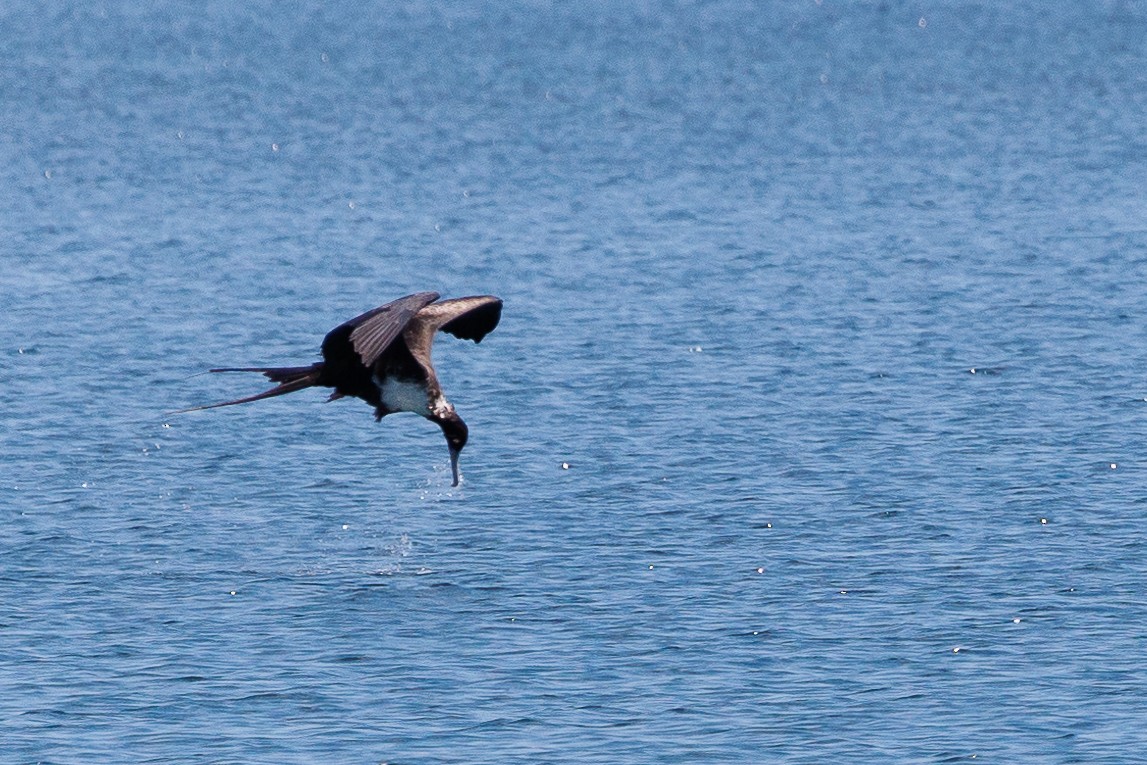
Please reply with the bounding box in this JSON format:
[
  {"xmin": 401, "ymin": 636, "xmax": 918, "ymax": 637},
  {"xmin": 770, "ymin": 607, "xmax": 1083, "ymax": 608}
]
[{"xmin": 438, "ymin": 413, "xmax": 469, "ymax": 486}]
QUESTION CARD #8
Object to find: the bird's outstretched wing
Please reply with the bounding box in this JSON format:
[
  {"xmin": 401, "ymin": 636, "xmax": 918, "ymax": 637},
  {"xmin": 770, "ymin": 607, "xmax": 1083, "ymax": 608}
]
[
  {"xmin": 435, "ymin": 296, "xmax": 503, "ymax": 343},
  {"xmin": 415, "ymin": 296, "xmax": 503, "ymax": 342},
  {"xmin": 321, "ymin": 292, "xmax": 440, "ymax": 367},
  {"xmin": 402, "ymin": 295, "xmax": 503, "ymax": 371}
]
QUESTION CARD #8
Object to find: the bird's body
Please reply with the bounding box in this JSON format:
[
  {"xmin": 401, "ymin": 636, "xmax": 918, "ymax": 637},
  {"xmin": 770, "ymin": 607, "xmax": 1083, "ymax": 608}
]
[{"xmin": 180, "ymin": 292, "xmax": 502, "ymax": 485}]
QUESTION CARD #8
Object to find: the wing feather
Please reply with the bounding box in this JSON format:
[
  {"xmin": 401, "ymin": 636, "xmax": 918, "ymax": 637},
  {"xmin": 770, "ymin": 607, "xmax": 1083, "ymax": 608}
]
[
  {"xmin": 418, "ymin": 296, "xmax": 503, "ymax": 343},
  {"xmin": 321, "ymin": 292, "xmax": 439, "ymax": 367},
  {"xmin": 402, "ymin": 295, "xmax": 503, "ymax": 374}
]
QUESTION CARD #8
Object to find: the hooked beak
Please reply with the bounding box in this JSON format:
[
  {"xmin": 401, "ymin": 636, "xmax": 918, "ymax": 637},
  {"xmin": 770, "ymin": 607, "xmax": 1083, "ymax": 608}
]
[{"xmin": 449, "ymin": 447, "xmax": 462, "ymax": 487}]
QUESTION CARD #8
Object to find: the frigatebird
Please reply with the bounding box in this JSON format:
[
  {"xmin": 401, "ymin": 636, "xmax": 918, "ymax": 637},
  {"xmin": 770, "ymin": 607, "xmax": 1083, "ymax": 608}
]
[{"xmin": 179, "ymin": 292, "xmax": 502, "ymax": 486}]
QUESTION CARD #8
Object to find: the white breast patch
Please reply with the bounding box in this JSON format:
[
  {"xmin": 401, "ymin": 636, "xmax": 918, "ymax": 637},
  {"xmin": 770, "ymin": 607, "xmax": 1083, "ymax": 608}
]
[{"xmin": 378, "ymin": 377, "xmax": 431, "ymax": 416}]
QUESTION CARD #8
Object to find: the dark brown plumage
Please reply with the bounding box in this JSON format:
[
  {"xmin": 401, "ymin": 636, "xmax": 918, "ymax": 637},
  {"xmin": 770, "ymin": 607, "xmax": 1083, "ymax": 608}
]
[{"xmin": 179, "ymin": 292, "xmax": 502, "ymax": 485}]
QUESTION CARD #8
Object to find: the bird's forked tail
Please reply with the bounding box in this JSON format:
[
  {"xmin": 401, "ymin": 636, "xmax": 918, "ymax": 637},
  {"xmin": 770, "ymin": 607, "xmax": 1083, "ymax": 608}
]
[{"xmin": 172, "ymin": 363, "xmax": 324, "ymax": 414}]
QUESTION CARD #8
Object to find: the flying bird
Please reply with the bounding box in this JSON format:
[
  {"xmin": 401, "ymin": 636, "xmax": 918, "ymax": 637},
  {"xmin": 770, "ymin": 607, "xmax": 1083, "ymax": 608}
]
[{"xmin": 179, "ymin": 292, "xmax": 502, "ymax": 486}]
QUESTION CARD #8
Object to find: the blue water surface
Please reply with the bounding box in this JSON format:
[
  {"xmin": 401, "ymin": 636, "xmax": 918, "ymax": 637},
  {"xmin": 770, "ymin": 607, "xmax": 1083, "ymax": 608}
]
[{"xmin": 4, "ymin": 1, "xmax": 1147, "ymax": 763}]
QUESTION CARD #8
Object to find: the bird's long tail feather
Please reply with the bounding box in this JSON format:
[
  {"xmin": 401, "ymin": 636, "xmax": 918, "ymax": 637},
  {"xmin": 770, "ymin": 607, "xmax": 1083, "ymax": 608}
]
[{"xmin": 171, "ymin": 364, "xmax": 323, "ymax": 414}]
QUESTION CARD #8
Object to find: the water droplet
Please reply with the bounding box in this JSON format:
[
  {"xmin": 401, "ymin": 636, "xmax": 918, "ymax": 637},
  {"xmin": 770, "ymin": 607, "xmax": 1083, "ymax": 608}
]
[{"xmin": 918, "ymin": 17, "xmax": 927, "ymax": 28}]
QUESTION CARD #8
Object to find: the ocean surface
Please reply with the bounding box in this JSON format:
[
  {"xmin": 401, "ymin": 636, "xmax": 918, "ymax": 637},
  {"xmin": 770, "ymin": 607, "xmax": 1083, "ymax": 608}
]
[{"xmin": 4, "ymin": 1, "xmax": 1147, "ymax": 762}]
